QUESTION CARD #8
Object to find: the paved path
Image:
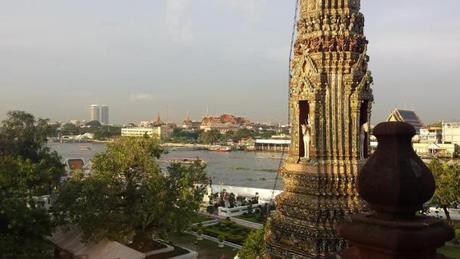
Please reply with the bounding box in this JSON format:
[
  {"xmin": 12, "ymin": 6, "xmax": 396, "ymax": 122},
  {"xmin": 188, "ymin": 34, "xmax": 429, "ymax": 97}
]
[
  {"xmin": 186, "ymin": 231, "xmax": 242, "ymax": 249},
  {"xmin": 198, "ymin": 212, "xmax": 263, "ymax": 230}
]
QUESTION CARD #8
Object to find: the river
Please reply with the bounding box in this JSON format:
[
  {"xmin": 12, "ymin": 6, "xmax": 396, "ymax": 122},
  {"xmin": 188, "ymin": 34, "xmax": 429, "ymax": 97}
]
[{"xmin": 49, "ymin": 143, "xmax": 283, "ymax": 190}]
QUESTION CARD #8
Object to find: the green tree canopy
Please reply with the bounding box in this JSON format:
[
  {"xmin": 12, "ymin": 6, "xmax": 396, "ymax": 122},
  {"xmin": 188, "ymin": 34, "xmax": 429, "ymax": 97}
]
[
  {"xmin": 168, "ymin": 128, "xmax": 200, "ymax": 143},
  {"xmin": 199, "ymin": 129, "xmax": 223, "ymax": 145},
  {"xmin": 53, "ymin": 137, "xmax": 208, "ymax": 246},
  {"xmin": 0, "ymin": 111, "xmax": 65, "ymax": 258},
  {"xmin": 232, "ymin": 128, "xmax": 255, "ymax": 141},
  {"xmin": 238, "ymin": 225, "xmax": 266, "ymax": 259},
  {"xmin": 93, "ymin": 125, "xmax": 122, "ymax": 140},
  {"xmin": 60, "ymin": 122, "xmax": 81, "ymax": 136},
  {"xmin": 428, "ymin": 159, "xmax": 460, "ymax": 224}
]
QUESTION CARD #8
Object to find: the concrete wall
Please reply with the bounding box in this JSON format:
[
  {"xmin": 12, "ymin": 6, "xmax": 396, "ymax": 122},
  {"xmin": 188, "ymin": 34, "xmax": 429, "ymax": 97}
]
[{"xmin": 443, "ymin": 122, "xmax": 460, "ymax": 145}]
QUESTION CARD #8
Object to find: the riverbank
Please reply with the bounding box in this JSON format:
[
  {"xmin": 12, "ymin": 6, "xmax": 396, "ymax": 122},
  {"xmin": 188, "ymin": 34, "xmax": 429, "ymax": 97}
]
[{"xmin": 48, "ymin": 143, "xmax": 284, "ymax": 190}]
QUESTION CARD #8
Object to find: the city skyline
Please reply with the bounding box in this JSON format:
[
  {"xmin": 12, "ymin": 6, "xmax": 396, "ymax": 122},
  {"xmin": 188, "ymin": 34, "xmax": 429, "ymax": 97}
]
[{"xmin": 0, "ymin": 0, "xmax": 459, "ymax": 124}]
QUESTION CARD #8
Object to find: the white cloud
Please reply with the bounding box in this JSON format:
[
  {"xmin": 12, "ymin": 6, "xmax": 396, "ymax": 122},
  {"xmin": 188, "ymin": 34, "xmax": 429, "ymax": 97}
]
[
  {"xmin": 165, "ymin": 0, "xmax": 194, "ymax": 44},
  {"xmin": 129, "ymin": 94, "xmax": 154, "ymax": 102}
]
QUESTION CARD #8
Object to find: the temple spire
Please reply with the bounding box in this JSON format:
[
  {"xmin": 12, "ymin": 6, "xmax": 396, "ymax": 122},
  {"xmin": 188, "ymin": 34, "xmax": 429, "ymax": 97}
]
[{"xmin": 266, "ymin": 0, "xmax": 373, "ymax": 257}]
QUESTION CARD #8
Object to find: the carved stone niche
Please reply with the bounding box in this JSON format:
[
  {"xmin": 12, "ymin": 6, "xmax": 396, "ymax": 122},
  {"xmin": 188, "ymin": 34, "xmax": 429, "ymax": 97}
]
[{"xmin": 301, "ymin": 0, "xmax": 317, "ymax": 12}]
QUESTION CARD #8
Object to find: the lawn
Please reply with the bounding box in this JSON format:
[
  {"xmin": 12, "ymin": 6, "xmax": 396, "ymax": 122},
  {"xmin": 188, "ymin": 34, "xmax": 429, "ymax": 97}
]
[
  {"xmin": 438, "ymin": 246, "xmax": 460, "ymax": 258},
  {"xmin": 236, "ymin": 212, "xmax": 266, "ymax": 224},
  {"xmin": 192, "ymin": 220, "xmax": 252, "ymax": 245},
  {"xmin": 168, "ymin": 233, "xmax": 238, "ymax": 259}
]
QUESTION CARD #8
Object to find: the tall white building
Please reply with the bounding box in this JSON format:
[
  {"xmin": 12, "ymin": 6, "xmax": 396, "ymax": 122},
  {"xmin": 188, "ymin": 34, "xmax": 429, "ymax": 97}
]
[
  {"xmin": 90, "ymin": 105, "xmax": 100, "ymax": 122},
  {"xmin": 100, "ymin": 105, "xmax": 109, "ymax": 125},
  {"xmin": 90, "ymin": 104, "xmax": 109, "ymax": 124}
]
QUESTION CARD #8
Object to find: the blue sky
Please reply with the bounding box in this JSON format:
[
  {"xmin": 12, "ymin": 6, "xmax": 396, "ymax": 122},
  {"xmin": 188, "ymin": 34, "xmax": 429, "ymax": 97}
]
[{"xmin": 0, "ymin": 0, "xmax": 459, "ymax": 124}]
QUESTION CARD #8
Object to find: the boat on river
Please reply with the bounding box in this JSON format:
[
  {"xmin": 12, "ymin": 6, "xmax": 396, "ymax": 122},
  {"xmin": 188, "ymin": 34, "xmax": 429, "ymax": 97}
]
[{"xmin": 207, "ymin": 145, "xmax": 232, "ymax": 152}]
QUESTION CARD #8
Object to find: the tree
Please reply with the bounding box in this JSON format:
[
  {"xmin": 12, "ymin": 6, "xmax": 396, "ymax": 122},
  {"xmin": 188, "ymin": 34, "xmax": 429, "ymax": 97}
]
[
  {"xmin": 169, "ymin": 128, "xmax": 199, "ymax": 143},
  {"xmin": 232, "ymin": 129, "xmax": 255, "ymax": 141},
  {"xmin": 53, "ymin": 137, "xmax": 208, "ymax": 246},
  {"xmin": 93, "ymin": 125, "xmax": 121, "ymax": 140},
  {"xmin": 238, "ymin": 226, "xmax": 266, "ymax": 259},
  {"xmin": 428, "ymin": 159, "xmax": 460, "ymax": 225},
  {"xmin": 60, "ymin": 122, "xmax": 81, "ymax": 136},
  {"xmin": 0, "ymin": 111, "xmax": 65, "ymax": 258},
  {"xmin": 0, "ymin": 111, "xmax": 63, "ymax": 193},
  {"xmin": 199, "ymin": 130, "xmax": 222, "ymax": 145},
  {"xmin": 259, "ymin": 130, "xmax": 276, "ymax": 139}
]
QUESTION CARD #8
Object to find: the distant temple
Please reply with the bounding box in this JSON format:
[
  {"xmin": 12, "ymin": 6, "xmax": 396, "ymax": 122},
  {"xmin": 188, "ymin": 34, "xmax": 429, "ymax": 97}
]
[
  {"xmin": 200, "ymin": 114, "xmax": 251, "ymax": 133},
  {"xmin": 387, "ymin": 108, "xmax": 424, "ymax": 132}
]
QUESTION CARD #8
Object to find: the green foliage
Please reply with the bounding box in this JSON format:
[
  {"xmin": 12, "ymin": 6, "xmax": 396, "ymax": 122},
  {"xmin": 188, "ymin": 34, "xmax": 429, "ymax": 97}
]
[
  {"xmin": 60, "ymin": 122, "xmax": 121, "ymax": 140},
  {"xmin": 258, "ymin": 130, "xmax": 276, "ymax": 139},
  {"xmin": 438, "ymin": 245, "xmax": 460, "ymax": 258},
  {"xmin": 198, "ymin": 222, "xmax": 251, "ymax": 245},
  {"xmin": 230, "ymin": 129, "xmax": 254, "ymax": 141},
  {"xmin": 428, "ymin": 159, "xmax": 460, "ymax": 224},
  {"xmin": 53, "ymin": 137, "xmax": 208, "ymax": 244},
  {"xmin": 93, "ymin": 126, "xmax": 122, "ymax": 140},
  {"xmin": 238, "ymin": 226, "xmax": 266, "ymax": 259},
  {"xmin": 238, "ymin": 212, "xmax": 266, "ymax": 224},
  {"xmin": 198, "ymin": 130, "xmax": 223, "ymax": 145},
  {"xmin": 60, "ymin": 122, "xmax": 81, "ymax": 136},
  {"xmin": 169, "ymin": 128, "xmax": 200, "ymax": 143},
  {"xmin": 456, "ymin": 225, "xmax": 460, "ymax": 239},
  {"xmin": 47, "ymin": 122, "xmax": 61, "ymax": 137},
  {"xmin": 0, "ymin": 111, "xmax": 65, "ymax": 258}
]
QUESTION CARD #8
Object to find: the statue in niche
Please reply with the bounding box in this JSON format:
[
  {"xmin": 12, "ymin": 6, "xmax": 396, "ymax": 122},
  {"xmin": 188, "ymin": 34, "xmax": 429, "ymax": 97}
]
[
  {"xmin": 307, "ymin": 0, "xmax": 317, "ymax": 11},
  {"xmin": 360, "ymin": 122, "xmax": 369, "ymax": 159},
  {"xmin": 323, "ymin": 16, "xmax": 331, "ymax": 32},
  {"xmin": 301, "ymin": 119, "xmax": 312, "ymax": 160},
  {"xmin": 349, "ymin": 13, "xmax": 357, "ymax": 31}
]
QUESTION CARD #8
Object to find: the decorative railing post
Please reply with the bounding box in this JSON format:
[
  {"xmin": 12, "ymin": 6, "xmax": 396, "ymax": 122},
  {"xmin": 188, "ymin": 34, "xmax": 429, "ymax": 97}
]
[{"xmin": 336, "ymin": 122, "xmax": 455, "ymax": 259}]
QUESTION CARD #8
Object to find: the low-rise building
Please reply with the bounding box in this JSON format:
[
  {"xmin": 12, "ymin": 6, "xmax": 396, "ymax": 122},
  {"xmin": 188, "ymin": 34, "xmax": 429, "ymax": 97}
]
[
  {"xmin": 254, "ymin": 139, "xmax": 290, "ymax": 152},
  {"xmin": 121, "ymin": 126, "xmax": 173, "ymax": 140},
  {"xmin": 442, "ymin": 122, "xmax": 460, "ymax": 145},
  {"xmin": 419, "ymin": 127, "xmax": 442, "ymax": 144},
  {"xmin": 412, "ymin": 143, "xmax": 458, "ymax": 158}
]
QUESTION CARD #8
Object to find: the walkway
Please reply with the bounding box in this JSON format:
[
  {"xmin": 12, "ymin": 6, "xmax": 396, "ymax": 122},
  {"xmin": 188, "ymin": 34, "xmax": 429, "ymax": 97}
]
[{"xmin": 198, "ymin": 212, "xmax": 263, "ymax": 230}]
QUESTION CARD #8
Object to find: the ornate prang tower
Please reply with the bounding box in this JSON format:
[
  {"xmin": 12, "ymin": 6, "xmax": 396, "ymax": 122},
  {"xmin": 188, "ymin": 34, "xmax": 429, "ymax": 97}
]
[{"xmin": 266, "ymin": 0, "xmax": 373, "ymax": 258}]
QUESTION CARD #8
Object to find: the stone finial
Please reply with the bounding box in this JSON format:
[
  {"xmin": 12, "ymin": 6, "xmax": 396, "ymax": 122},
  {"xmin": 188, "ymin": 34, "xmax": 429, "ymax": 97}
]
[
  {"xmin": 337, "ymin": 122, "xmax": 455, "ymax": 259},
  {"xmin": 358, "ymin": 122, "xmax": 435, "ymax": 217}
]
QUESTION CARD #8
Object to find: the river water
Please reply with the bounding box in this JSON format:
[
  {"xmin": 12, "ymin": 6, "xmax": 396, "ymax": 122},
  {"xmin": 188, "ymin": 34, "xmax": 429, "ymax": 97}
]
[{"xmin": 49, "ymin": 143, "xmax": 283, "ymax": 190}]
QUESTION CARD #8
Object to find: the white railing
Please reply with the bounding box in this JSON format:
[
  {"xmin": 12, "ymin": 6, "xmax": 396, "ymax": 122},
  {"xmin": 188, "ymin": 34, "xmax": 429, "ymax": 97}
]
[{"xmin": 218, "ymin": 204, "xmax": 263, "ymax": 217}]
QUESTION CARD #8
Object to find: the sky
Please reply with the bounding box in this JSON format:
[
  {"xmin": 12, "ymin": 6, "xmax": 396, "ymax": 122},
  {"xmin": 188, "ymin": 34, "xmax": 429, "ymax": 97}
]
[{"xmin": 0, "ymin": 0, "xmax": 459, "ymax": 124}]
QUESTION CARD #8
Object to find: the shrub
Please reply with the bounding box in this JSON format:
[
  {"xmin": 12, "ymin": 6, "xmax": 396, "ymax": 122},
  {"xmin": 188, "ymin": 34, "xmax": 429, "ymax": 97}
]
[{"xmin": 227, "ymin": 235, "xmax": 245, "ymax": 245}]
